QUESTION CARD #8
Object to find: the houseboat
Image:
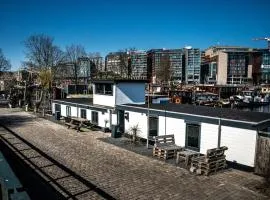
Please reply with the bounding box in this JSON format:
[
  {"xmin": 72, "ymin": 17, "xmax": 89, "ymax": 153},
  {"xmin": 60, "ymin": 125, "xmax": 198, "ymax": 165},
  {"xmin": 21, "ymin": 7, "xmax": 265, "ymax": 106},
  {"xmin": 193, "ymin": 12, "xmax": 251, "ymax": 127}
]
[{"xmin": 52, "ymin": 79, "xmax": 270, "ymax": 170}]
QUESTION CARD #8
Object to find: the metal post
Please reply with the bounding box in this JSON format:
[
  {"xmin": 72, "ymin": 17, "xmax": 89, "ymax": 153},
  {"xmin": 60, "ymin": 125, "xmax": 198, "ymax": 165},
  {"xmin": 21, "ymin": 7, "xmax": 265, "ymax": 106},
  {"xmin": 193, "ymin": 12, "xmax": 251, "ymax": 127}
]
[
  {"xmin": 77, "ymin": 104, "xmax": 79, "ymax": 118},
  {"xmin": 146, "ymin": 83, "xmax": 150, "ymax": 149},
  {"xmin": 164, "ymin": 106, "xmax": 166, "ymax": 135},
  {"xmin": 218, "ymin": 117, "xmax": 221, "ymax": 148}
]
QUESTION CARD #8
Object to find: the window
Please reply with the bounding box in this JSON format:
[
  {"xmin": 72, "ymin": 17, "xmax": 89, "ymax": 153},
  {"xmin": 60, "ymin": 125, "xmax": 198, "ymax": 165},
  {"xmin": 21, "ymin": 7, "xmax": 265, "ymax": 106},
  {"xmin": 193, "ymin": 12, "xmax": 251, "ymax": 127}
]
[
  {"xmin": 95, "ymin": 84, "xmax": 104, "ymax": 94},
  {"xmin": 95, "ymin": 83, "xmax": 113, "ymax": 95},
  {"xmin": 104, "ymin": 84, "xmax": 113, "ymax": 95},
  {"xmin": 185, "ymin": 123, "xmax": 200, "ymax": 151},
  {"xmin": 81, "ymin": 109, "xmax": 87, "ymax": 119},
  {"xmin": 66, "ymin": 106, "xmax": 71, "ymax": 117},
  {"xmin": 149, "ymin": 116, "xmax": 158, "ymax": 136},
  {"xmin": 91, "ymin": 111, "xmax": 98, "ymax": 125}
]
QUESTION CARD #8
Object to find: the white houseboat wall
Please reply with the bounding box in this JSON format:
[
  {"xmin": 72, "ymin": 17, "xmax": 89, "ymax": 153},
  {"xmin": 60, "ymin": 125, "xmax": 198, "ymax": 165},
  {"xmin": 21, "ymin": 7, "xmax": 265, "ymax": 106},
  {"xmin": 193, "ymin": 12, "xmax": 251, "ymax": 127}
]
[
  {"xmin": 52, "ymin": 80, "xmax": 147, "ymax": 130},
  {"xmin": 116, "ymin": 103, "xmax": 270, "ymax": 168}
]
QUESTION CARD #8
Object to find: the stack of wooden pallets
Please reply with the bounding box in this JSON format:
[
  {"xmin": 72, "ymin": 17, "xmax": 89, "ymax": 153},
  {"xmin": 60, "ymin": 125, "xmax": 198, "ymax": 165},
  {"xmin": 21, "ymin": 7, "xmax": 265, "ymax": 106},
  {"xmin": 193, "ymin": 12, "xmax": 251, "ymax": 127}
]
[
  {"xmin": 190, "ymin": 146, "xmax": 228, "ymax": 175},
  {"xmin": 153, "ymin": 134, "xmax": 184, "ymax": 160}
]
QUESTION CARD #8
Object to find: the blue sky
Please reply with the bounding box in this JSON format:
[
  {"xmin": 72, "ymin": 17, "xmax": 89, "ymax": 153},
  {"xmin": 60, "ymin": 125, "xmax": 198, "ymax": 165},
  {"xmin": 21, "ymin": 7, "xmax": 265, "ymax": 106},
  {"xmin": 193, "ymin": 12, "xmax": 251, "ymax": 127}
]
[{"xmin": 0, "ymin": 0, "xmax": 269, "ymax": 70}]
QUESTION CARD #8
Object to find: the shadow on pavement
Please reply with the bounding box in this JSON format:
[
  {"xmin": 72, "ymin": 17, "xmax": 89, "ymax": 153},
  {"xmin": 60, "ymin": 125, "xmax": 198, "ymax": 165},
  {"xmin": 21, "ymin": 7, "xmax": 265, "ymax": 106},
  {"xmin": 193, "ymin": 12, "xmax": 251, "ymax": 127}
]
[{"xmin": 0, "ymin": 125, "xmax": 116, "ymax": 200}]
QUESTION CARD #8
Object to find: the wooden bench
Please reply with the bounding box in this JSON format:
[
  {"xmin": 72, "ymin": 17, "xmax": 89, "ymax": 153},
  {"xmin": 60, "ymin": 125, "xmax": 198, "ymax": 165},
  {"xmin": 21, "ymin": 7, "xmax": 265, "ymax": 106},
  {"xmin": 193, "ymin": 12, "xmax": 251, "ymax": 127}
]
[
  {"xmin": 153, "ymin": 134, "xmax": 184, "ymax": 160},
  {"xmin": 64, "ymin": 117, "xmax": 89, "ymax": 132}
]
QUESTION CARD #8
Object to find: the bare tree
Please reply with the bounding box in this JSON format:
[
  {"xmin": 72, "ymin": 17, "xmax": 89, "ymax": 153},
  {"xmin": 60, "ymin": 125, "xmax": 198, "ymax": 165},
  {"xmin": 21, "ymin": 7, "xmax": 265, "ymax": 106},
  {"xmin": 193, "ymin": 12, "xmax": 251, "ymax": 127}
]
[
  {"xmin": 24, "ymin": 34, "xmax": 64, "ymax": 69},
  {"xmin": 89, "ymin": 52, "xmax": 103, "ymax": 76},
  {"xmin": 0, "ymin": 48, "xmax": 11, "ymax": 72},
  {"xmin": 65, "ymin": 44, "xmax": 87, "ymax": 93},
  {"xmin": 118, "ymin": 47, "xmax": 137, "ymax": 78},
  {"xmin": 23, "ymin": 34, "xmax": 64, "ymax": 110}
]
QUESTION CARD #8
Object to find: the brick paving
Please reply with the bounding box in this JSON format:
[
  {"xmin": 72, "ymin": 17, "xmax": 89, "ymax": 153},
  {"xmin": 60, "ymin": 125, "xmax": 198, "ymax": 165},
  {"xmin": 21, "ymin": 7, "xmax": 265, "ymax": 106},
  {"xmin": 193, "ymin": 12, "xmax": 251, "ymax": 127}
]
[{"xmin": 0, "ymin": 109, "xmax": 268, "ymax": 200}]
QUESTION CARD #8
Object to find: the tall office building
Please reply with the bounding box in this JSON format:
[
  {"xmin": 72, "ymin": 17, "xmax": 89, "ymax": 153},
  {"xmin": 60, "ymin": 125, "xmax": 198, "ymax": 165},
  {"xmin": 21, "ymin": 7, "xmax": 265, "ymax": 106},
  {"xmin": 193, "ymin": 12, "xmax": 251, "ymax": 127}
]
[
  {"xmin": 129, "ymin": 50, "xmax": 148, "ymax": 79},
  {"xmin": 204, "ymin": 46, "xmax": 256, "ymax": 85},
  {"xmin": 147, "ymin": 49, "xmax": 184, "ymax": 83},
  {"xmin": 184, "ymin": 47, "xmax": 201, "ymax": 84},
  {"xmin": 259, "ymin": 49, "xmax": 270, "ymax": 83}
]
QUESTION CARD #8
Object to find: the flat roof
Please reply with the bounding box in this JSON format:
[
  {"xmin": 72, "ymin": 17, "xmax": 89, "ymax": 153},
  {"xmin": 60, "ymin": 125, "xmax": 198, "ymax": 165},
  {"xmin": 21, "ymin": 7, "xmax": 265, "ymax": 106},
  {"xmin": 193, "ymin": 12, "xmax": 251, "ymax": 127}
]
[
  {"xmin": 53, "ymin": 98, "xmax": 113, "ymax": 110},
  {"xmin": 92, "ymin": 79, "xmax": 149, "ymax": 84},
  {"xmin": 55, "ymin": 98, "xmax": 93, "ymax": 105},
  {"xmin": 121, "ymin": 103, "xmax": 270, "ymax": 124}
]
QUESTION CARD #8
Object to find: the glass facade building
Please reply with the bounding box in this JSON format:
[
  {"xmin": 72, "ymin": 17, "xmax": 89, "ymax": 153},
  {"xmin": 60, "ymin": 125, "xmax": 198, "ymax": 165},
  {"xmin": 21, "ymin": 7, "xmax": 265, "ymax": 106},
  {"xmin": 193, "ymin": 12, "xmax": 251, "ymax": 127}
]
[
  {"xmin": 226, "ymin": 52, "xmax": 248, "ymax": 84},
  {"xmin": 260, "ymin": 49, "xmax": 270, "ymax": 83},
  {"xmin": 130, "ymin": 51, "xmax": 148, "ymax": 79},
  {"xmin": 184, "ymin": 48, "xmax": 201, "ymax": 84}
]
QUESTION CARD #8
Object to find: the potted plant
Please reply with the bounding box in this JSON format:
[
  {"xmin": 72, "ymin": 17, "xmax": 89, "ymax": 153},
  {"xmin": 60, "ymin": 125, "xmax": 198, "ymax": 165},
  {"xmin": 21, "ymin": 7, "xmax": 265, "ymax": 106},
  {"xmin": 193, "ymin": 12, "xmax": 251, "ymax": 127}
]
[{"xmin": 129, "ymin": 124, "xmax": 140, "ymax": 144}]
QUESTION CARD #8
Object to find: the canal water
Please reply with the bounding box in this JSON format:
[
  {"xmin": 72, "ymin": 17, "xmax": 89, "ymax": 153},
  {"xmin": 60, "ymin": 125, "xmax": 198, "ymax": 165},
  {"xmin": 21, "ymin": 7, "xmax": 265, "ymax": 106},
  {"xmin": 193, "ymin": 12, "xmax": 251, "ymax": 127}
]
[{"xmin": 0, "ymin": 151, "xmax": 31, "ymax": 199}]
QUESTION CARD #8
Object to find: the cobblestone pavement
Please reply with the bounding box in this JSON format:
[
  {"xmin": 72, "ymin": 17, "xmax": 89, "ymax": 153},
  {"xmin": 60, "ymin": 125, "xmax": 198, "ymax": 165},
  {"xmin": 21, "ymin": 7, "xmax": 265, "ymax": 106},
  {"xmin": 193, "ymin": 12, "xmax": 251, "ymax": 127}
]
[{"xmin": 0, "ymin": 109, "xmax": 268, "ymax": 200}]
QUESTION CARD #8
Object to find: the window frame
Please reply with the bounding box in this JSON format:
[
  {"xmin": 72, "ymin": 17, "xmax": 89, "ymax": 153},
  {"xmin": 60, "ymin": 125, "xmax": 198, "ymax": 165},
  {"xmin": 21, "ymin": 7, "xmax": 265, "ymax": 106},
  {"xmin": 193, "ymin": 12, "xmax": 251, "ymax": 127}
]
[
  {"xmin": 185, "ymin": 122, "xmax": 201, "ymax": 152},
  {"xmin": 80, "ymin": 109, "xmax": 87, "ymax": 119},
  {"xmin": 91, "ymin": 111, "xmax": 99, "ymax": 125}
]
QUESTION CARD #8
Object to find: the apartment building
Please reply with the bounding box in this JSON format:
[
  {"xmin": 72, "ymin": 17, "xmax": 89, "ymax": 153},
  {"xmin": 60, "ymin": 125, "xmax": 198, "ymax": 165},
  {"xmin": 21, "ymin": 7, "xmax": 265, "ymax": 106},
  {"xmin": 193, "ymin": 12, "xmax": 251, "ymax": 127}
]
[
  {"xmin": 90, "ymin": 56, "xmax": 104, "ymax": 72},
  {"xmin": 184, "ymin": 47, "xmax": 201, "ymax": 84},
  {"xmin": 105, "ymin": 52, "xmax": 129, "ymax": 77},
  {"xmin": 147, "ymin": 49, "xmax": 184, "ymax": 83}
]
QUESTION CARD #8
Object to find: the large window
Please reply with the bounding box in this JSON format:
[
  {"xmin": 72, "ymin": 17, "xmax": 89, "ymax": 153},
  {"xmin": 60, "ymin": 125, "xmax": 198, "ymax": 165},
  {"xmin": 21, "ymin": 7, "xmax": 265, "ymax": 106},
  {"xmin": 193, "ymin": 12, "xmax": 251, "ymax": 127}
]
[
  {"xmin": 186, "ymin": 123, "xmax": 200, "ymax": 151},
  {"xmin": 91, "ymin": 111, "xmax": 98, "ymax": 125},
  {"xmin": 95, "ymin": 83, "xmax": 113, "ymax": 95},
  {"xmin": 66, "ymin": 106, "xmax": 71, "ymax": 117},
  {"xmin": 81, "ymin": 109, "xmax": 87, "ymax": 119}
]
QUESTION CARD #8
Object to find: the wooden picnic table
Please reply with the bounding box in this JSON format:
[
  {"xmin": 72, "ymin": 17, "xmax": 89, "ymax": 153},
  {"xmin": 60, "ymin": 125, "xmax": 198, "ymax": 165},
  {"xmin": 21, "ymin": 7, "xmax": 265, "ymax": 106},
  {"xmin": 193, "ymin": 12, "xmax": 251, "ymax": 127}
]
[
  {"xmin": 65, "ymin": 117, "xmax": 90, "ymax": 132},
  {"xmin": 176, "ymin": 150, "xmax": 201, "ymax": 166}
]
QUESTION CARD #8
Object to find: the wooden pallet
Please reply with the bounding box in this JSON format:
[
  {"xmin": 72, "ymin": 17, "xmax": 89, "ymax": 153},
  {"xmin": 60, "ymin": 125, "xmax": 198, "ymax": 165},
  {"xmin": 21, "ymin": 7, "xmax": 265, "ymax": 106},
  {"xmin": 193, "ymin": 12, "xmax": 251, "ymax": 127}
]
[
  {"xmin": 153, "ymin": 146, "xmax": 182, "ymax": 160},
  {"xmin": 191, "ymin": 160, "xmax": 226, "ymax": 169},
  {"xmin": 152, "ymin": 134, "xmax": 183, "ymax": 160},
  {"xmin": 206, "ymin": 146, "xmax": 228, "ymax": 158},
  {"xmin": 190, "ymin": 146, "xmax": 228, "ymax": 176},
  {"xmin": 191, "ymin": 155, "xmax": 226, "ymax": 164}
]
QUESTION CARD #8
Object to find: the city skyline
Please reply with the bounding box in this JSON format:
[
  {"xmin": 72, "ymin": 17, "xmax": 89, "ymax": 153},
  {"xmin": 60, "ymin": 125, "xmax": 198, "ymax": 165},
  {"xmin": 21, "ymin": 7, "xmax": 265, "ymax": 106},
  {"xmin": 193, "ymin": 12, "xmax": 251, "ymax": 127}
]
[{"xmin": 0, "ymin": 0, "xmax": 269, "ymax": 70}]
